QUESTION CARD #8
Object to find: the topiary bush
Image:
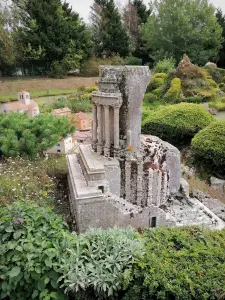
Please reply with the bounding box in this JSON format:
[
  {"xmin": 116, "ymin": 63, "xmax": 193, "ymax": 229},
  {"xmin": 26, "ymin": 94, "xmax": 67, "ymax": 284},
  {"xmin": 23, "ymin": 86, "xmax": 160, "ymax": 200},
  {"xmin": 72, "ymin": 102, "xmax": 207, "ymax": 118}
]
[
  {"xmin": 153, "ymin": 58, "xmax": 176, "ymax": 74},
  {"xmin": 209, "ymin": 97, "xmax": 225, "ymax": 111},
  {"xmin": 123, "ymin": 226, "xmax": 225, "ymax": 300},
  {"xmin": 191, "ymin": 121, "xmax": 225, "ymax": 174},
  {"xmin": 147, "ymin": 73, "xmax": 167, "ymax": 91},
  {"xmin": 0, "ymin": 201, "xmax": 71, "ymax": 300},
  {"xmin": 144, "ymin": 92, "xmax": 159, "ymax": 103},
  {"xmin": 164, "ymin": 77, "xmax": 181, "ymax": 103},
  {"xmin": 142, "ymin": 103, "xmax": 213, "ymax": 145}
]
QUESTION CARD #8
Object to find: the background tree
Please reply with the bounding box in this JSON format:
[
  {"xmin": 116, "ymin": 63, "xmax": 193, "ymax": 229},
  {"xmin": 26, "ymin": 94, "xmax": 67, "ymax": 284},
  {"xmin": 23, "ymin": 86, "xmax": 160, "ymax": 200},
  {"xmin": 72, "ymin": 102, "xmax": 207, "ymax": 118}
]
[
  {"xmin": 90, "ymin": 0, "xmax": 130, "ymax": 57},
  {"xmin": 141, "ymin": 0, "xmax": 223, "ymax": 65},
  {"xmin": 0, "ymin": 4, "xmax": 16, "ymax": 74},
  {"xmin": 216, "ymin": 8, "xmax": 225, "ymax": 68},
  {"xmin": 123, "ymin": 0, "xmax": 152, "ymax": 63},
  {"xmin": 12, "ymin": 0, "xmax": 92, "ymax": 76}
]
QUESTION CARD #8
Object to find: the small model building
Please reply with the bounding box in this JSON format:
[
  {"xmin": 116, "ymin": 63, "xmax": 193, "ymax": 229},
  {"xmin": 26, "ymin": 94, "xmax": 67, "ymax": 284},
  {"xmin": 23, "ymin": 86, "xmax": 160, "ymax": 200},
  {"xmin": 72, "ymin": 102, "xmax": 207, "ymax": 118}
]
[
  {"xmin": 46, "ymin": 136, "xmax": 73, "ymax": 155},
  {"xmin": 1, "ymin": 91, "xmax": 40, "ymax": 117},
  {"xmin": 74, "ymin": 130, "xmax": 92, "ymax": 144},
  {"xmin": 74, "ymin": 112, "xmax": 92, "ymax": 131},
  {"xmin": 52, "ymin": 107, "xmax": 71, "ymax": 117}
]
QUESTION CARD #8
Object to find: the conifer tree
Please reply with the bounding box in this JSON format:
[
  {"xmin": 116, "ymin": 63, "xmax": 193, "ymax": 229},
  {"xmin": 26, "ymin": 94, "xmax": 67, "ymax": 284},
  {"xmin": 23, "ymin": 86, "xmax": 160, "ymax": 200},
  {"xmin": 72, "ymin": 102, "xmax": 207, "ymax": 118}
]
[{"xmin": 90, "ymin": 0, "xmax": 130, "ymax": 57}]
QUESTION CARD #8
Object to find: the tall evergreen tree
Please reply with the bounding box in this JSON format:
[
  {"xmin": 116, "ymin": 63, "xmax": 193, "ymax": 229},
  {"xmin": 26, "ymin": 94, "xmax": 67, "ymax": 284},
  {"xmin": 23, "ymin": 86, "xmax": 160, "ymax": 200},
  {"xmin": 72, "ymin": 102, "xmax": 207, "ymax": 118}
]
[
  {"xmin": 12, "ymin": 0, "xmax": 92, "ymax": 71},
  {"xmin": 133, "ymin": 0, "xmax": 151, "ymax": 24},
  {"xmin": 90, "ymin": 0, "xmax": 130, "ymax": 57},
  {"xmin": 216, "ymin": 9, "xmax": 225, "ymax": 67}
]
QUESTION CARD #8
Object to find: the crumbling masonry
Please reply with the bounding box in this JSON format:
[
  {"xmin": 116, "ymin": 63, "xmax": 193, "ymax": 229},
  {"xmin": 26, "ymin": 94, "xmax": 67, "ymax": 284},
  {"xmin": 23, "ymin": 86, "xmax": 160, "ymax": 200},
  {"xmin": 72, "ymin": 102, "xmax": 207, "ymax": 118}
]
[{"xmin": 67, "ymin": 66, "xmax": 225, "ymax": 232}]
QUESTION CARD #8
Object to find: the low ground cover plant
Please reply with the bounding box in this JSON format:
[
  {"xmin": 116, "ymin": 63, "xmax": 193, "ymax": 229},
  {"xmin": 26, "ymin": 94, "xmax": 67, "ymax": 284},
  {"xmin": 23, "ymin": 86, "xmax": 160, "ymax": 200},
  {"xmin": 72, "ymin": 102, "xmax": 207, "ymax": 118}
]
[
  {"xmin": 123, "ymin": 226, "xmax": 225, "ymax": 300},
  {"xmin": 142, "ymin": 103, "xmax": 213, "ymax": 146}
]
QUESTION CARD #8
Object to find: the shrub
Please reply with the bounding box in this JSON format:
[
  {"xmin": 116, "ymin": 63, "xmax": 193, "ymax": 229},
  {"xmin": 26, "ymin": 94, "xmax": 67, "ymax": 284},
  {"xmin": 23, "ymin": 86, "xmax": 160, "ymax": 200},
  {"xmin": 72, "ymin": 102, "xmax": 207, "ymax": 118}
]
[
  {"xmin": 183, "ymin": 96, "xmax": 203, "ymax": 103},
  {"xmin": 207, "ymin": 78, "xmax": 218, "ymax": 88},
  {"xmin": 191, "ymin": 121, "xmax": 225, "ymax": 173},
  {"xmin": 208, "ymin": 98, "xmax": 225, "ymax": 111},
  {"xmin": 149, "ymin": 77, "xmax": 164, "ymax": 89},
  {"xmin": 123, "ymin": 227, "xmax": 225, "ymax": 300},
  {"xmin": 153, "ymin": 58, "xmax": 176, "ymax": 74},
  {"xmin": 144, "ymin": 92, "xmax": 159, "ymax": 103},
  {"xmin": 81, "ymin": 56, "xmax": 124, "ymax": 76},
  {"xmin": 142, "ymin": 103, "xmax": 213, "ymax": 145},
  {"xmin": 219, "ymin": 82, "xmax": 225, "ymax": 89},
  {"xmin": 60, "ymin": 227, "xmax": 141, "ymax": 299},
  {"xmin": 204, "ymin": 66, "xmax": 225, "ymax": 83},
  {"xmin": 196, "ymin": 88, "xmax": 219, "ymax": 102},
  {"xmin": 50, "ymin": 61, "xmax": 68, "ymax": 79},
  {"xmin": 83, "ymin": 86, "xmax": 98, "ymax": 93},
  {"xmin": 0, "ymin": 201, "xmax": 71, "ymax": 300},
  {"xmin": 164, "ymin": 77, "xmax": 181, "ymax": 103},
  {"xmin": 0, "ymin": 113, "xmax": 73, "ymax": 159},
  {"xmin": 124, "ymin": 56, "xmax": 142, "ymax": 65}
]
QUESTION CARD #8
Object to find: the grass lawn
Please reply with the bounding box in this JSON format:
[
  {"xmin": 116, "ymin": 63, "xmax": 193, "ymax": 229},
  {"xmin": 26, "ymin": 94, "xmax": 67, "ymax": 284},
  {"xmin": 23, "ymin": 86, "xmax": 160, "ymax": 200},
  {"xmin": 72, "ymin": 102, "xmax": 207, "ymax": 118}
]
[{"xmin": 0, "ymin": 76, "xmax": 97, "ymax": 102}]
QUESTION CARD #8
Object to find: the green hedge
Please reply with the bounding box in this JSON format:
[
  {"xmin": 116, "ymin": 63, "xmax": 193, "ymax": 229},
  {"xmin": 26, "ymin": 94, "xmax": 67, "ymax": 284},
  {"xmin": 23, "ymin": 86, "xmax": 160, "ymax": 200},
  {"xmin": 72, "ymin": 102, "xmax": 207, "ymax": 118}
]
[
  {"xmin": 1, "ymin": 201, "xmax": 225, "ymax": 300},
  {"xmin": 142, "ymin": 103, "xmax": 213, "ymax": 145},
  {"xmin": 123, "ymin": 227, "xmax": 225, "ymax": 300},
  {"xmin": 191, "ymin": 121, "xmax": 225, "ymax": 173}
]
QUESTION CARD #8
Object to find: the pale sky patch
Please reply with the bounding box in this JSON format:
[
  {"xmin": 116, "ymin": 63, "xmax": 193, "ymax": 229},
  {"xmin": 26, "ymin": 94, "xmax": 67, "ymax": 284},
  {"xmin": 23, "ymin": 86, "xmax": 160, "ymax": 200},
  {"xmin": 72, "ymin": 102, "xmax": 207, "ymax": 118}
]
[{"xmin": 68, "ymin": 0, "xmax": 225, "ymax": 22}]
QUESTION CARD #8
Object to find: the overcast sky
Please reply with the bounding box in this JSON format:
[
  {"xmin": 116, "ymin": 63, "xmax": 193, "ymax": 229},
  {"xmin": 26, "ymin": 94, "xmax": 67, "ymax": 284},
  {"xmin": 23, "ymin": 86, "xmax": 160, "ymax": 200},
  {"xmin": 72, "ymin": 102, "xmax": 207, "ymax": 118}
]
[{"xmin": 68, "ymin": 0, "xmax": 225, "ymax": 22}]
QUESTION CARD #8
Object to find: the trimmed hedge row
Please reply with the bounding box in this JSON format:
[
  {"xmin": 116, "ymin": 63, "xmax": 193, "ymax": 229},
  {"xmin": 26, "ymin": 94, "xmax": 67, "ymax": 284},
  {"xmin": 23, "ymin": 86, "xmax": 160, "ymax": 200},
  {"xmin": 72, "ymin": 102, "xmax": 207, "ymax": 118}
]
[{"xmin": 142, "ymin": 103, "xmax": 213, "ymax": 145}]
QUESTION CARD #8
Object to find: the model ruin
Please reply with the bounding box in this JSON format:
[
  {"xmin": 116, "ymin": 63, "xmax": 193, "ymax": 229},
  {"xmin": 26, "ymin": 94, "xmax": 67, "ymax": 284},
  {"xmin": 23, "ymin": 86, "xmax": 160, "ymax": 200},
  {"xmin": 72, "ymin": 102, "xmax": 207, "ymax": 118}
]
[{"xmin": 67, "ymin": 66, "xmax": 225, "ymax": 232}]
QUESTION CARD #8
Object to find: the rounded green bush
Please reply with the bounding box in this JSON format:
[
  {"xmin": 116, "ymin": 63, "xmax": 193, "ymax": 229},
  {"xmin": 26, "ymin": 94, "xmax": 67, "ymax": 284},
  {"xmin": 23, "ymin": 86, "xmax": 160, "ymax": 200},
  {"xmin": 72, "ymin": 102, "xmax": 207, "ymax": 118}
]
[
  {"xmin": 0, "ymin": 201, "xmax": 71, "ymax": 299},
  {"xmin": 142, "ymin": 103, "xmax": 213, "ymax": 145},
  {"xmin": 144, "ymin": 92, "xmax": 159, "ymax": 103},
  {"xmin": 164, "ymin": 77, "xmax": 181, "ymax": 103},
  {"xmin": 183, "ymin": 96, "xmax": 203, "ymax": 103},
  {"xmin": 191, "ymin": 121, "xmax": 225, "ymax": 173}
]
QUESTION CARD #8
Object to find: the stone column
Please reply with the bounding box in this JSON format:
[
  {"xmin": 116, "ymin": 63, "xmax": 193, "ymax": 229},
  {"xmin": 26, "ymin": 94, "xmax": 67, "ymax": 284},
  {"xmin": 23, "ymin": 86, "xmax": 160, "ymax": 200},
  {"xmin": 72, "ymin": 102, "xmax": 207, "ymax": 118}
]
[
  {"xmin": 104, "ymin": 105, "xmax": 110, "ymax": 156},
  {"xmin": 97, "ymin": 104, "xmax": 103, "ymax": 154},
  {"xmin": 92, "ymin": 103, "xmax": 97, "ymax": 151},
  {"xmin": 125, "ymin": 160, "xmax": 131, "ymax": 202},
  {"xmin": 114, "ymin": 106, "xmax": 120, "ymax": 156},
  {"xmin": 136, "ymin": 156, "xmax": 143, "ymax": 206}
]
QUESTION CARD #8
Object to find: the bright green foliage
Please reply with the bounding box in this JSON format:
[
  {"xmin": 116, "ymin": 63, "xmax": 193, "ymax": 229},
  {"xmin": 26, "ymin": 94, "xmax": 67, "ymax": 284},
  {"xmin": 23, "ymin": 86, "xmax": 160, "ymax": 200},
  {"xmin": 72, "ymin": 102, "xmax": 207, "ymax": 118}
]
[
  {"xmin": 195, "ymin": 88, "xmax": 219, "ymax": 102},
  {"xmin": 209, "ymin": 97, "xmax": 225, "ymax": 111},
  {"xmin": 144, "ymin": 92, "xmax": 159, "ymax": 102},
  {"xmin": 141, "ymin": 0, "xmax": 223, "ymax": 65},
  {"xmin": 0, "ymin": 201, "xmax": 71, "ymax": 300},
  {"xmin": 91, "ymin": 0, "xmax": 130, "ymax": 57},
  {"xmin": 148, "ymin": 73, "xmax": 167, "ymax": 91},
  {"xmin": 142, "ymin": 103, "xmax": 213, "ymax": 145},
  {"xmin": 191, "ymin": 121, "xmax": 225, "ymax": 173},
  {"xmin": 123, "ymin": 226, "xmax": 225, "ymax": 300},
  {"xmin": 164, "ymin": 78, "xmax": 181, "ymax": 103},
  {"xmin": 53, "ymin": 96, "xmax": 92, "ymax": 113},
  {"xmin": 153, "ymin": 58, "xmax": 176, "ymax": 74},
  {"xmin": 0, "ymin": 113, "xmax": 73, "ymax": 158},
  {"xmin": 60, "ymin": 227, "xmax": 141, "ymax": 298}
]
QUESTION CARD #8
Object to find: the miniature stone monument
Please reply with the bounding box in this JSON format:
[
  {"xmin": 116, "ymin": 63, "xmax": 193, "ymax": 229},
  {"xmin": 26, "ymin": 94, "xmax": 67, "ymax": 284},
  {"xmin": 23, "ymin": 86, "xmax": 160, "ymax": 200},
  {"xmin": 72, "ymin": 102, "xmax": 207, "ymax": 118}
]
[{"xmin": 67, "ymin": 66, "xmax": 225, "ymax": 232}]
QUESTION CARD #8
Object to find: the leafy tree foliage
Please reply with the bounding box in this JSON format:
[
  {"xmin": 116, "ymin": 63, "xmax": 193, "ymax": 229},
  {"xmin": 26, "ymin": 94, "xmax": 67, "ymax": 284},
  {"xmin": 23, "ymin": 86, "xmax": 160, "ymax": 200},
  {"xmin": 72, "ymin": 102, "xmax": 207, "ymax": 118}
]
[
  {"xmin": 0, "ymin": 5, "xmax": 16, "ymax": 73},
  {"xmin": 90, "ymin": 0, "xmax": 130, "ymax": 57},
  {"xmin": 12, "ymin": 0, "xmax": 92, "ymax": 74},
  {"xmin": 216, "ymin": 9, "xmax": 225, "ymax": 68},
  {"xmin": 141, "ymin": 0, "xmax": 223, "ymax": 65},
  {"xmin": 0, "ymin": 113, "xmax": 73, "ymax": 158}
]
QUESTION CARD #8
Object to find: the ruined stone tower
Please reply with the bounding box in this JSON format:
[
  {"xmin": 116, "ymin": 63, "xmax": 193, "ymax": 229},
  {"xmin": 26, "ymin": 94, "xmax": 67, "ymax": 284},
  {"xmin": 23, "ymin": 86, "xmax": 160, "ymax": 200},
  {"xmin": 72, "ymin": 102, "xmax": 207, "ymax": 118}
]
[{"xmin": 67, "ymin": 66, "xmax": 224, "ymax": 232}]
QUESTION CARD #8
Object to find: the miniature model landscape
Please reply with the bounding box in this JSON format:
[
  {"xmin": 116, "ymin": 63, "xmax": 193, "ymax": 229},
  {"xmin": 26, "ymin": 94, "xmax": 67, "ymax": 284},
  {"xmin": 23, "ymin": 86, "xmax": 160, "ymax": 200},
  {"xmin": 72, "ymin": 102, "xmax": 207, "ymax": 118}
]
[{"xmin": 1, "ymin": 0, "xmax": 225, "ymax": 298}]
